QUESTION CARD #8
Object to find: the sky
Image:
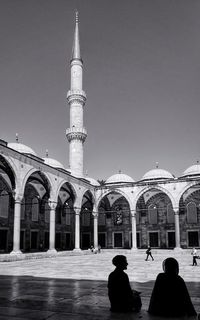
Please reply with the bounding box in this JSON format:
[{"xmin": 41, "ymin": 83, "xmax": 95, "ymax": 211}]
[{"xmin": 0, "ymin": 0, "xmax": 200, "ymax": 181}]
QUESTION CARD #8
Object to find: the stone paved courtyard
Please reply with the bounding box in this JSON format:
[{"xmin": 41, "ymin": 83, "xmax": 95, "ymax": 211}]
[{"xmin": 0, "ymin": 250, "xmax": 199, "ymax": 319}]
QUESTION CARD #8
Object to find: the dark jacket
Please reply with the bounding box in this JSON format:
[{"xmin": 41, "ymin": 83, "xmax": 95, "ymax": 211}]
[
  {"xmin": 108, "ymin": 269, "xmax": 134, "ymax": 312},
  {"xmin": 148, "ymin": 272, "xmax": 197, "ymax": 317}
]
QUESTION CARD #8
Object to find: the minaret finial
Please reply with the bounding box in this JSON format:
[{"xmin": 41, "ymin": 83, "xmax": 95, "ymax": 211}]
[
  {"xmin": 46, "ymin": 149, "xmax": 48, "ymax": 157},
  {"xmin": 75, "ymin": 10, "xmax": 79, "ymax": 24},
  {"xmin": 156, "ymin": 162, "xmax": 159, "ymax": 169},
  {"xmin": 16, "ymin": 133, "xmax": 18, "ymax": 142}
]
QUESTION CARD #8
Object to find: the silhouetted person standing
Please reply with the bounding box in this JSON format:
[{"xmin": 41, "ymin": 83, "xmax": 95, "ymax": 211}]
[
  {"xmin": 148, "ymin": 257, "xmax": 197, "ymax": 317},
  {"xmin": 108, "ymin": 255, "xmax": 142, "ymax": 313},
  {"xmin": 145, "ymin": 246, "xmax": 154, "ymax": 261}
]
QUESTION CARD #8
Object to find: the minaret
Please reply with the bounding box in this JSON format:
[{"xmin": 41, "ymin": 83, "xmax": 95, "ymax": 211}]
[{"xmin": 66, "ymin": 12, "xmax": 87, "ymax": 177}]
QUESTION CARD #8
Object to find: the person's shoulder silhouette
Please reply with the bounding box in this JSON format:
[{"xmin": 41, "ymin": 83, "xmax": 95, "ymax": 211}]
[
  {"xmin": 148, "ymin": 257, "xmax": 197, "ymax": 317},
  {"xmin": 108, "ymin": 255, "xmax": 141, "ymax": 313}
]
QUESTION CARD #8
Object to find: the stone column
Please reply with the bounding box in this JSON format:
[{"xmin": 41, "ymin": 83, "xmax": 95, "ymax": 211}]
[
  {"xmin": 74, "ymin": 208, "xmax": 81, "ymax": 251},
  {"xmin": 131, "ymin": 210, "xmax": 137, "ymax": 250},
  {"xmin": 48, "ymin": 201, "xmax": 57, "ymax": 254},
  {"xmin": 93, "ymin": 212, "xmax": 98, "ymax": 249},
  {"xmin": 174, "ymin": 209, "xmax": 181, "ymax": 250},
  {"xmin": 11, "ymin": 194, "xmax": 23, "ymax": 254}
]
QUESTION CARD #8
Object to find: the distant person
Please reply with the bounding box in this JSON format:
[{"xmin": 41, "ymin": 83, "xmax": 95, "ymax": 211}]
[
  {"xmin": 148, "ymin": 257, "xmax": 197, "ymax": 317},
  {"xmin": 90, "ymin": 245, "xmax": 94, "ymax": 253},
  {"xmin": 98, "ymin": 244, "xmax": 101, "ymax": 253},
  {"xmin": 145, "ymin": 246, "xmax": 154, "ymax": 261},
  {"xmin": 108, "ymin": 255, "xmax": 142, "ymax": 313},
  {"xmin": 191, "ymin": 247, "xmax": 198, "ymax": 266}
]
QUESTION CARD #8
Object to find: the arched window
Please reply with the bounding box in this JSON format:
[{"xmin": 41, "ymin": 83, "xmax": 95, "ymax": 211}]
[
  {"xmin": 0, "ymin": 191, "xmax": 9, "ymax": 218},
  {"xmin": 167, "ymin": 203, "xmax": 174, "ymax": 223},
  {"xmin": 98, "ymin": 211, "xmax": 106, "ymax": 226},
  {"xmin": 148, "ymin": 204, "xmax": 157, "ymax": 224},
  {"xmin": 44, "ymin": 202, "xmax": 50, "ymax": 223},
  {"xmin": 31, "ymin": 197, "xmax": 39, "ymax": 221},
  {"xmin": 63, "ymin": 204, "xmax": 71, "ymax": 225},
  {"xmin": 82, "ymin": 210, "xmax": 90, "ymax": 226},
  {"xmin": 187, "ymin": 202, "xmax": 197, "ymax": 223},
  {"xmin": 136, "ymin": 211, "xmax": 140, "ymax": 225},
  {"xmin": 21, "ymin": 198, "xmax": 25, "ymax": 220}
]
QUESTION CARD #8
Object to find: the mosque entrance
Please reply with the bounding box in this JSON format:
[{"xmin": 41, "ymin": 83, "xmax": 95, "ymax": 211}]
[
  {"xmin": 188, "ymin": 231, "xmax": 199, "ymax": 247},
  {"xmin": 149, "ymin": 232, "xmax": 159, "ymax": 248},
  {"xmin": 113, "ymin": 232, "xmax": 123, "ymax": 248}
]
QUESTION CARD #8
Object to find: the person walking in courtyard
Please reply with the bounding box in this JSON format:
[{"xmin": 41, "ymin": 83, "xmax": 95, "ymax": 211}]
[
  {"xmin": 148, "ymin": 257, "xmax": 197, "ymax": 317},
  {"xmin": 145, "ymin": 246, "xmax": 154, "ymax": 261},
  {"xmin": 191, "ymin": 247, "xmax": 198, "ymax": 266},
  {"xmin": 108, "ymin": 255, "xmax": 142, "ymax": 313}
]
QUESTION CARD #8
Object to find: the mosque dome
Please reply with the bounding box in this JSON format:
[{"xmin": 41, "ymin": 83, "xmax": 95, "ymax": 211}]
[
  {"xmin": 182, "ymin": 163, "xmax": 200, "ymax": 177},
  {"xmin": 106, "ymin": 173, "xmax": 134, "ymax": 184},
  {"xmin": 85, "ymin": 177, "xmax": 100, "ymax": 186},
  {"xmin": 43, "ymin": 157, "xmax": 65, "ymax": 169},
  {"xmin": 141, "ymin": 168, "xmax": 174, "ymax": 181},
  {"xmin": 8, "ymin": 142, "xmax": 37, "ymax": 156}
]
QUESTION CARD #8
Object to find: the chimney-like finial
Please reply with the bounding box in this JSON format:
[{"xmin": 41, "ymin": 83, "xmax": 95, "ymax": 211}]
[
  {"xmin": 16, "ymin": 133, "xmax": 19, "ymax": 142},
  {"xmin": 46, "ymin": 149, "xmax": 49, "ymax": 157}
]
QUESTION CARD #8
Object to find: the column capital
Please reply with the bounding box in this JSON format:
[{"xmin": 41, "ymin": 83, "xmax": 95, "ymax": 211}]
[
  {"xmin": 13, "ymin": 191, "xmax": 23, "ymax": 203},
  {"xmin": 48, "ymin": 200, "xmax": 57, "ymax": 210},
  {"xmin": 92, "ymin": 211, "xmax": 98, "ymax": 218},
  {"xmin": 174, "ymin": 209, "xmax": 179, "ymax": 215},
  {"xmin": 131, "ymin": 210, "xmax": 136, "ymax": 217},
  {"xmin": 74, "ymin": 207, "xmax": 81, "ymax": 215}
]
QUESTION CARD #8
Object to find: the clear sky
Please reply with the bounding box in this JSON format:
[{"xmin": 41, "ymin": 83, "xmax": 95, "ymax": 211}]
[{"xmin": 0, "ymin": 0, "xmax": 200, "ymax": 181}]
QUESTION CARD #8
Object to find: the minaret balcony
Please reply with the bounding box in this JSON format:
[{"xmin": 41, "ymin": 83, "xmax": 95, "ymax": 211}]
[
  {"xmin": 67, "ymin": 90, "xmax": 86, "ymax": 105},
  {"xmin": 66, "ymin": 127, "xmax": 87, "ymax": 143}
]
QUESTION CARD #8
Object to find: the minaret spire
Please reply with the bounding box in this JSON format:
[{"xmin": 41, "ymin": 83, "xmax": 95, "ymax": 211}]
[
  {"xmin": 71, "ymin": 10, "xmax": 81, "ymax": 61},
  {"xmin": 66, "ymin": 12, "xmax": 87, "ymax": 177}
]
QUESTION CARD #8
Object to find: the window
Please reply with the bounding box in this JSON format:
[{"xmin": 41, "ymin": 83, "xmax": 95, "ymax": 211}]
[
  {"xmin": 0, "ymin": 191, "xmax": 9, "ymax": 218},
  {"xmin": 167, "ymin": 203, "xmax": 174, "ymax": 223},
  {"xmin": 21, "ymin": 198, "xmax": 25, "ymax": 220},
  {"xmin": 44, "ymin": 202, "xmax": 50, "ymax": 223},
  {"xmin": 31, "ymin": 197, "xmax": 39, "ymax": 221},
  {"xmin": 82, "ymin": 210, "xmax": 90, "ymax": 226},
  {"xmin": 148, "ymin": 204, "xmax": 157, "ymax": 224},
  {"xmin": 63, "ymin": 204, "xmax": 71, "ymax": 225},
  {"xmin": 98, "ymin": 212, "xmax": 106, "ymax": 225},
  {"xmin": 187, "ymin": 202, "xmax": 197, "ymax": 224}
]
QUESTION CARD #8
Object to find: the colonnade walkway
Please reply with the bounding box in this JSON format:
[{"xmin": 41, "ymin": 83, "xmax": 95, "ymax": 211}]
[{"xmin": 0, "ymin": 250, "xmax": 199, "ymax": 319}]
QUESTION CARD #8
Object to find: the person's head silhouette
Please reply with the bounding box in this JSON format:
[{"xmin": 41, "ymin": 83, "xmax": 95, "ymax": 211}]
[
  {"xmin": 162, "ymin": 257, "xmax": 179, "ymax": 275},
  {"xmin": 112, "ymin": 255, "xmax": 128, "ymax": 270}
]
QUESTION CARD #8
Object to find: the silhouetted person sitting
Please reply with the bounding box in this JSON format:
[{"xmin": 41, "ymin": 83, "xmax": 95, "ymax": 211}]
[
  {"xmin": 108, "ymin": 255, "xmax": 142, "ymax": 313},
  {"xmin": 148, "ymin": 257, "xmax": 197, "ymax": 318}
]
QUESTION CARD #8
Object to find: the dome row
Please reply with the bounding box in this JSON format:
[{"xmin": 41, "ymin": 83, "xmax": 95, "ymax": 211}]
[{"xmin": 7, "ymin": 142, "xmax": 200, "ymax": 184}]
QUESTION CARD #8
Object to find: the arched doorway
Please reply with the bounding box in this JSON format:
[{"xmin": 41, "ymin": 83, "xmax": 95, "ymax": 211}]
[
  {"xmin": 0, "ymin": 156, "xmax": 15, "ymax": 253},
  {"xmin": 80, "ymin": 190, "xmax": 94, "ymax": 249},
  {"xmin": 136, "ymin": 188, "xmax": 174, "ymax": 248},
  {"xmin": 98, "ymin": 191, "xmax": 131, "ymax": 249},
  {"xmin": 179, "ymin": 184, "xmax": 200, "ymax": 248}
]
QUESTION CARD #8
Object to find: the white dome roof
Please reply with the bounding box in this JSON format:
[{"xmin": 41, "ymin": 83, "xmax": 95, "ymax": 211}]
[
  {"xmin": 182, "ymin": 164, "xmax": 200, "ymax": 177},
  {"xmin": 141, "ymin": 168, "xmax": 173, "ymax": 181},
  {"xmin": 8, "ymin": 142, "xmax": 37, "ymax": 156},
  {"xmin": 85, "ymin": 177, "xmax": 100, "ymax": 186},
  {"xmin": 43, "ymin": 157, "xmax": 65, "ymax": 169},
  {"xmin": 106, "ymin": 173, "xmax": 134, "ymax": 184}
]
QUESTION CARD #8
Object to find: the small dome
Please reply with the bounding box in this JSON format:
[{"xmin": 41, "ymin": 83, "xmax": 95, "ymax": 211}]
[
  {"xmin": 8, "ymin": 142, "xmax": 37, "ymax": 156},
  {"xmin": 43, "ymin": 157, "xmax": 65, "ymax": 169},
  {"xmin": 182, "ymin": 164, "xmax": 200, "ymax": 177},
  {"xmin": 106, "ymin": 173, "xmax": 134, "ymax": 184},
  {"xmin": 141, "ymin": 168, "xmax": 173, "ymax": 181},
  {"xmin": 85, "ymin": 177, "xmax": 100, "ymax": 186}
]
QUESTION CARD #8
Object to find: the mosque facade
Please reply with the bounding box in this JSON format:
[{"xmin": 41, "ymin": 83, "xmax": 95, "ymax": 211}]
[{"xmin": 0, "ymin": 14, "xmax": 200, "ymax": 255}]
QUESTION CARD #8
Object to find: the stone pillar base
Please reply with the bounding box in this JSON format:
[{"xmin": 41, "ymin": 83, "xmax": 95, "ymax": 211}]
[
  {"xmin": 47, "ymin": 249, "xmax": 57, "ymax": 255},
  {"xmin": 10, "ymin": 250, "xmax": 23, "ymax": 255},
  {"xmin": 73, "ymin": 248, "xmax": 82, "ymax": 252},
  {"xmin": 174, "ymin": 247, "xmax": 183, "ymax": 252},
  {"xmin": 130, "ymin": 248, "xmax": 138, "ymax": 252}
]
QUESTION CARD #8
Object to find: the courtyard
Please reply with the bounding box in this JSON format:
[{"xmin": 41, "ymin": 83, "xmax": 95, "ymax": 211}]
[{"xmin": 0, "ymin": 250, "xmax": 199, "ymax": 319}]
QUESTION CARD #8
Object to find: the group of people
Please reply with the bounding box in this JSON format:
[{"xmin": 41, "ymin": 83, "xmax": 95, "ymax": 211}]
[
  {"xmin": 108, "ymin": 254, "xmax": 197, "ymax": 317},
  {"xmin": 89, "ymin": 244, "xmax": 101, "ymax": 254}
]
